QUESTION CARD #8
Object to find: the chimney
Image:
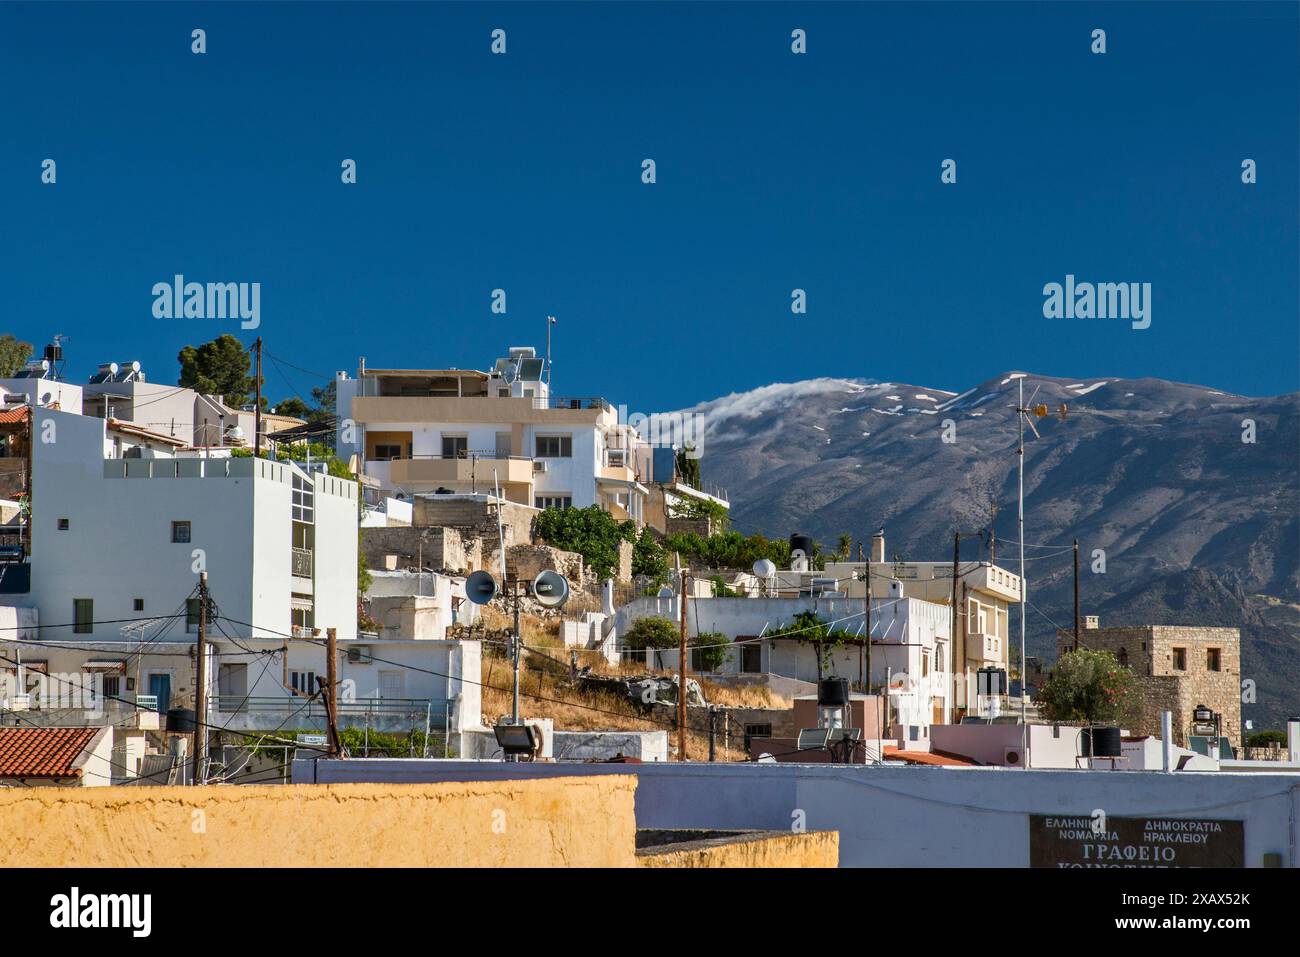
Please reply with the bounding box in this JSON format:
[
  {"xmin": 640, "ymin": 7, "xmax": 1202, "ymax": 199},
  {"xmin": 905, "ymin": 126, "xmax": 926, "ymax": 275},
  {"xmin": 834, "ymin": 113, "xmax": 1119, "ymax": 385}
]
[{"xmin": 871, "ymin": 528, "xmax": 886, "ymax": 564}]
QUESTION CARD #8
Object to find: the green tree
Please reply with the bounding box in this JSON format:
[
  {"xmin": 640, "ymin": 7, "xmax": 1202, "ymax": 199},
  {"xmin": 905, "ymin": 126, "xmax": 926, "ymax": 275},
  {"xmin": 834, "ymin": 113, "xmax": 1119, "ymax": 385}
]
[
  {"xmin": 1036, "ymin": 649, "xmax": 1136, "ymax": 725},
  {"xmin": 273, "ymin": 396, "xmax": 310, "ymax": 419},
  {"xmin": 631, "ymin": 527, "xmax": 669, "ymax": 582},
  {"xmin": 675, "ymin": 445, "xmax": 702, "ymax": 489},
  {"xmin": 178, "ymin": 334, "xmax": 256, "ymax": 407},
  {"xmin": 623, "ymin": 616, "xmax": 679, "ymax": 651},
  {"xmin": 767, "ymin": 610, "xmax": 855, "ymax": 681},
  {"xmin": 692, "ymin": 631, "xmax": 730, "ymax": 671},
  {"xmin": 0, "ymin": 335, "xmax": 33, "ymax": 377},
  {"xmin": 532, "ymin": 504, "xmax": 633, "ymax": 580}
]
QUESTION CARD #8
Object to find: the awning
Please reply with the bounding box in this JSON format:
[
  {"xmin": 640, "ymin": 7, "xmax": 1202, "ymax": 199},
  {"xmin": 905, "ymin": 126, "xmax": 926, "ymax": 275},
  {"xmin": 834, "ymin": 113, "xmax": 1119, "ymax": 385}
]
[{"xmin": 83, "ymin": 661, "xmax": 128, "ymax": 672}]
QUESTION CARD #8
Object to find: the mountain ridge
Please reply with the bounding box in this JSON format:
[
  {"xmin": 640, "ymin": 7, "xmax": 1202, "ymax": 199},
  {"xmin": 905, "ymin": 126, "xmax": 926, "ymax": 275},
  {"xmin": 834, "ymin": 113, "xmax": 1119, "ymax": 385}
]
[{"xmin": 680, "ymin": 371, "xmax": 1300, "ymax": 731}]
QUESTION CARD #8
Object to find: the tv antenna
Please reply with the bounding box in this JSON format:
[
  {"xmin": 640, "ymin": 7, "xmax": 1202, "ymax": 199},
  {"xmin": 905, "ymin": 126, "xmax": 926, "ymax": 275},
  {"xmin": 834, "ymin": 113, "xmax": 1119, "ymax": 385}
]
[{"xmin": 1009, "ymin": 376, "xmax": 1068, "ymax": 762}]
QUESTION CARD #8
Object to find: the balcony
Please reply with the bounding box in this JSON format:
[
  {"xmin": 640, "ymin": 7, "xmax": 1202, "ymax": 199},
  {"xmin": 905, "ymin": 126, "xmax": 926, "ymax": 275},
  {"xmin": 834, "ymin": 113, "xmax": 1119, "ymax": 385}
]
[
  {"xmin": 206, "ymin": 695, "xmax": 450, "ymax": 733},
  {"xmin": 965, "ymin": 632, "xmax": 1002, "ymax": 663},
  {"xmin": 291, "ymin": 547, "xmax": 313, "ymax": 578},
  {"xmin": 0, "ymin": 698, "xmax": 160, "ymax": 730},
  {"xmin": 537, "ymin": 396, "xmax": 613, "ymax": 413},
  {"xmin": 387, "ymin": 453, "xmax": 534, "ymax": 487}
]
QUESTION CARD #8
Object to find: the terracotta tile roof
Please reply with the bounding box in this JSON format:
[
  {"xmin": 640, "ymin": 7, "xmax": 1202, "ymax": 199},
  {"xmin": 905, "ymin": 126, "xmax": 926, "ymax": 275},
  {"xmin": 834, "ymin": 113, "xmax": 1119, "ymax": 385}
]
[
  {"xmin": 884, "ymin": 746, "xmax": 978, "ymax": 767},
  {"xmin": 0, "ymin": 406, "xmax": 30, "ymax": 426},
  {"xmin": 0, "ymin": 727, "xmax": 101, "ymax": 779}
]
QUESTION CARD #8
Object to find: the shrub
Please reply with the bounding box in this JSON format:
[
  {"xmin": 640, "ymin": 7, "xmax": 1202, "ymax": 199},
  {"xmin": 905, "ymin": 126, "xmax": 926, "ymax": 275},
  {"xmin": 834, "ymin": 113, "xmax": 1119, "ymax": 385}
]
[
  {"xmin": 692, "ymin": 631, "xmax": 731, "ymax": 671},
  {"xmin": 1036, "ymin": 649, "xmax": 1136, "ymax": 725},
  {"xmin": 623, "ymin": 615, "xmax": 679, "ymax": 651}
]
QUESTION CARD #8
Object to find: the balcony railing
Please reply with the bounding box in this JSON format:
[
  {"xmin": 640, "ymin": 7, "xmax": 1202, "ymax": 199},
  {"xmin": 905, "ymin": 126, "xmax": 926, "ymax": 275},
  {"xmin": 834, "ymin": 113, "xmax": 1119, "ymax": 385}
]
[
  {"xmin": 208, "ymin": 695, "xmax": 445, "ymax": 719},
  {"xmin": 291, "ymin": 547, "xmax": 313, "ymax": 578},
  {"xmin": 535, "ymin": 396, "xmax": 613, "ymax": 413}
]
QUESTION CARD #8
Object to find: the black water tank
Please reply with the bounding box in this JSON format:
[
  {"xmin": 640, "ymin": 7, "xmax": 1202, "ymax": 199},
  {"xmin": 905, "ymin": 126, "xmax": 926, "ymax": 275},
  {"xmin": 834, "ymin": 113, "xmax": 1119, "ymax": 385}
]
[
  {"xmin": 1080, "ymin": 726, "xmax": 1122, "ymax": 758},
  {"xmin": 818, "ymin": 677, "xmax": 849, "ymax": 707},
  {"xmin": 167, "ymin": 708, "xmax": 196, "ymax": 733},
  {"xmin": 790, "ymin": 533, "xmax": 814, "ymax": 557}
]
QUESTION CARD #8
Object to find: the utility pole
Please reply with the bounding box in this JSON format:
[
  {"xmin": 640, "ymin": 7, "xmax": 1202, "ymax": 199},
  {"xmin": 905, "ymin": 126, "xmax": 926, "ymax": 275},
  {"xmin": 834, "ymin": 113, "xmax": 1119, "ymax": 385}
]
[
  {"xmin": 1073, "ymin": 538, "xmax": 1081, "ymax": 651},
  {"xmin": 950, "ymin": 532, "xmax": 960, "ymax": 719},
  {"xmin": 857, "ymin": 542, "xmax": 865, "ymax": 687},
  {"xmin": 193, "ymin": 572, "xmax": 209, "ymax": 785},
  {"xmin": 512, "ymin": 582, "xmax": 522, "ymax": 725},
  {"xmin": 253, "ymin": 336, "xmax": 264, "ymax": 458},
  {"xmin": 1016, "ymin": 377, "xmax": 1028, "ymax": 762},
  {"xmin": 325, "ymin": 627, "xmax": 341, "ymax": 757},
  {"xmin": 707, "ymin": 707, "xmax": 717, "ymax": 762},
  {"xmin": 678, "ymin": 570, "xmax": 689, "ymax": 762},
  {"xmin": 864, "ymin": 544, "xmax": 874, "ymax": 761}
]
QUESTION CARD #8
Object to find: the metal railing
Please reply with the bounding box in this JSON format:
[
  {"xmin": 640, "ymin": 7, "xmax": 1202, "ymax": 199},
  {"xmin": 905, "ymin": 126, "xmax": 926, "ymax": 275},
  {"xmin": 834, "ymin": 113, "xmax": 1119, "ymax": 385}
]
[
  {"xmin": 208, "ymin": 695, "xmax": 444, "ymax": 718},
  {"xmin": 535, "ymin": 396, "xmax": 613, "ymax": 413},
  {"xmin": 291, "ymin": 547, "xmax": 313, "ymax": 578}
]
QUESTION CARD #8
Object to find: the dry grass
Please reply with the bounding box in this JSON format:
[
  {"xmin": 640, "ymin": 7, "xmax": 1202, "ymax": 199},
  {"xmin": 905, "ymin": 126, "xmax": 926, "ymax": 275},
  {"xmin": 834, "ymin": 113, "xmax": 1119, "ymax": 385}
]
[{"xmin": 472, "ymin": 607, "xmax": 754, "ymax": 760}]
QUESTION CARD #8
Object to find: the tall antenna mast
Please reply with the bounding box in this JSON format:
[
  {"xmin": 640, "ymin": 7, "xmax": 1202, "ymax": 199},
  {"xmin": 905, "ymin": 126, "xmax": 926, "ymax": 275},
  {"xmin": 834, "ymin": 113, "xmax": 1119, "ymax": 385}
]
[
  {"xmin": 546, "ymin": 315, "xmax": 556, "ymax": 389},
  {"xmin": 1011, "ymin": 377, "xmax": 1068, "ymax": 766}
]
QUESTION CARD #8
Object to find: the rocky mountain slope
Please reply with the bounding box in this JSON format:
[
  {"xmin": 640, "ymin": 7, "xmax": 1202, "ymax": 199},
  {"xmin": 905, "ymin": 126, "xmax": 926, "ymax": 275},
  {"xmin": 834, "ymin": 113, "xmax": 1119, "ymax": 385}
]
[{"xmin": 683, "ymin": 372, "xmax": 1300, "ymax": 731}]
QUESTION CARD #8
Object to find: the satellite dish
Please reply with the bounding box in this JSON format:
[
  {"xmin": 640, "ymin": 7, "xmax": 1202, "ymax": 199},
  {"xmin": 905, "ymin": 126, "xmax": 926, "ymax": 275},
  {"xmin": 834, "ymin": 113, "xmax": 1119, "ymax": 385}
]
[
  {"xmin": 531, "ymin": 569, "xmax": 569, "ymax": 608},
  {"xmin": 465, "ymin": 570, "xmax": 498, "ymax": 605},
  {"xmin": 753, "ymin": 558, "xmax": 776, "ymax": 578}
]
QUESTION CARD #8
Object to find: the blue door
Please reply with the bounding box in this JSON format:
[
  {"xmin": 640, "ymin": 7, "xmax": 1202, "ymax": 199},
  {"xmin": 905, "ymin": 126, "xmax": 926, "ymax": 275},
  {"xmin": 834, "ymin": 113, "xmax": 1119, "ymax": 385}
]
[{"xmin": 148, "ymin": 673, "xmax": 171, "ymax": 713}]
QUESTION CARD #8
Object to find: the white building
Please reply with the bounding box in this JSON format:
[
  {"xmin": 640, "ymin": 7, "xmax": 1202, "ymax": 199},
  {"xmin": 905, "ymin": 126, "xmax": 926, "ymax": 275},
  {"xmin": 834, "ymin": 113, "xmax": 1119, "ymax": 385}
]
[
  {"xmin": 612, "ymin": 583, "xmax": 956, "ymax": 729},
  {"xmin": 336, "ymin": 347, "xmax": 658, "ymax": 525}
]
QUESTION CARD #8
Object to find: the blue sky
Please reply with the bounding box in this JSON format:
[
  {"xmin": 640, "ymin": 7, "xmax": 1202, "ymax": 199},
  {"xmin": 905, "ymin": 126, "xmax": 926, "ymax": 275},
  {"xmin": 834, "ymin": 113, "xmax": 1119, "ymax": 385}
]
[{"xmin": 1, "ymin": 1, "xmax": 1296, "ymax": 411}]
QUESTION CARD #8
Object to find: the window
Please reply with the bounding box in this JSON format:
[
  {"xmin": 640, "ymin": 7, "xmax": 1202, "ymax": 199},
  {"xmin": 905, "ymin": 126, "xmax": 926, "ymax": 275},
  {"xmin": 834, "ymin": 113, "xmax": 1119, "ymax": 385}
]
[
  {"xmin": 290, "ymin": 670, "xmax": 317, "ymax": 695},
  {"xmin": 171, "ymin": 520, "xmax": 191, "ymax": 543},
  {"xmin": 73, "ymin": 599, "xmax": 93, "ymax": 634},
  {"xmin": 57, "ymin": 518, "xmax": 69, "ymax": 530},
  {"xmin": 372, "ymin": 444, "xmax": 401, "ymax": 460},
  {"xmin": 922, "ymin": 651, "xmax": 930, "ymax": 677},
  {"xmin": 133, "ymin": 598, "xmax": 145, "ymax": 612},
  {"xmin": 534, "ymin": 495, "xmax": 573, "ymax": 510},
  {"xmin": 743, "ymin": 723, "xmax": 773, "ymax": 750},
  {"xmin": 1172, "ymin": 647, "xmax": 1187, "ymax": 671},
  {"xmin": 535, "ymin": 435, "xmax": 572, "ymax": 458},
  {"xmin": 292, "ymin": 473, "xmax": 314, "ymax": 524},
  {"xmin": 100, "ymin": 674, "xmax": 120, "ymax": 701},
  {"xmin": 441, "ymin": 435, "xmax": 468, "ymax": 459},
  {"xmin": 1207, "ymin": 648, "xmax": 1222, "ymax": 672}
]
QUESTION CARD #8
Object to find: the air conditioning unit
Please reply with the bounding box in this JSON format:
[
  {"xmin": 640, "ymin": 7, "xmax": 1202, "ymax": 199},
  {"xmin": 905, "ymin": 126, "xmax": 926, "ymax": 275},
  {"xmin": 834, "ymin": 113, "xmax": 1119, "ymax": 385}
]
[
  {"xmin": 1003, "ymin": 747, "xmax": 1026, "ymax": 767},
  {"xmin": 346, "ymin": 646, "xmax": 372, "ymax": 664},
  {"xmin": 533, "ymin": 461, "xmax": 547, "ymax": 473}
]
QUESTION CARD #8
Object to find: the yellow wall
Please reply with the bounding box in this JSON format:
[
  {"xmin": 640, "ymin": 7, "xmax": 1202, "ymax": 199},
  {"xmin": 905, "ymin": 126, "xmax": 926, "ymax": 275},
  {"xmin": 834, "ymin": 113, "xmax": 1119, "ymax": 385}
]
[
  {"xmin": 0, "ymin": 777, "xmax": 636, "ymax": 868},
  {"xmin": 638, "ymin": 831, "xmax": 839, "ymax": 868}
]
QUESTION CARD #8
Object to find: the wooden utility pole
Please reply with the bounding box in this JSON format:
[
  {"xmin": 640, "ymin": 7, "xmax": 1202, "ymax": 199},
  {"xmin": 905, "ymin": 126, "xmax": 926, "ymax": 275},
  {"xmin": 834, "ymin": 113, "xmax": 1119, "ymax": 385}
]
[
  {"xmin": 950, "ymin": 532, "xmax": 960, "ymax": 716},
  {"xmin": 193, "ymin": 572, "xmax": 209, "ymax": 785},
  {"xmin": 253, "ymin": 336, "xmax": 263, "ymax": 458},
  {"xmin": 1073, "ymin": 538, "xmax": 1081, "ymax": 651},
  {"xmin": 678, "ymin": 571, "xmax": 689, "ymax": 762},
  {"xmin": 325, "ymin": 627, "xmax": 341, "ymax": 757},
  {"xmin": 856, "ymin": 542, "xmax": 865, "ymax": 686}
]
